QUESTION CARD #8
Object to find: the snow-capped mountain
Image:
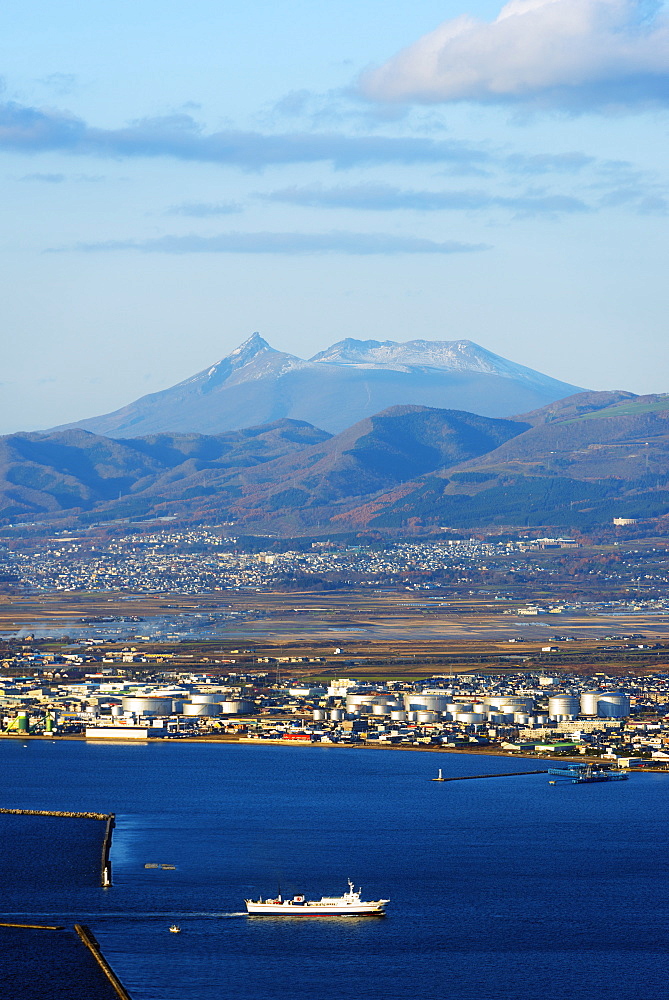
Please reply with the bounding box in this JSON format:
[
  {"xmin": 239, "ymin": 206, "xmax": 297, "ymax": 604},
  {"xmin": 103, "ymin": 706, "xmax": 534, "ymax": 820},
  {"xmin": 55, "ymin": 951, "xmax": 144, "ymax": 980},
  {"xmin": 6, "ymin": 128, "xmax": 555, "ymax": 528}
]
[
  {"xmin": 56, "ymin": 333, "xmax": 583, "ymax": 437},
  {"xmin": 310, "ymin": 337, "xmax": 558, "ymax": 383}
]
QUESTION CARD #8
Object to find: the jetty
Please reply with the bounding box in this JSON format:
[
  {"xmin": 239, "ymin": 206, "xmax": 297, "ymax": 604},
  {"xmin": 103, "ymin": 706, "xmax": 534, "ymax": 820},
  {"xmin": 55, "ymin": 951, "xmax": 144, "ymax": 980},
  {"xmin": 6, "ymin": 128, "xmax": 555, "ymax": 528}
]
[
  {"xmin": 75, "ymin": 924, "xmax": 134, "ymax": 1000},
  {"xmin": 432, "ymin": 770, "xmax": 548, "ymax": 782}
]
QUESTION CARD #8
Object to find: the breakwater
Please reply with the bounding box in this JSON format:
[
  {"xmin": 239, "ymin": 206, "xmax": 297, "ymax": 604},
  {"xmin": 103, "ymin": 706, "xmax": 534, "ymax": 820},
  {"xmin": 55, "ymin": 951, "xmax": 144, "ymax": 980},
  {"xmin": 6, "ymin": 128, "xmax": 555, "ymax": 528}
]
[
  {"xmin": 0, "ymin": 808, "xmax": 115, "ymax": 885},
  {"xmin": 0, "ymin": 807, "xmax": 111, "ymax": 820},
  {"xmin": 435, "ymin": 769, "xmax": 548, "ymax": 781},
  {"xmin": 0, "ymin": 921, "xmax": 63, "ymax": 930},
  {"xmin": 76, "ymin": 925, "xmax": 134, "ymax": 1000}
]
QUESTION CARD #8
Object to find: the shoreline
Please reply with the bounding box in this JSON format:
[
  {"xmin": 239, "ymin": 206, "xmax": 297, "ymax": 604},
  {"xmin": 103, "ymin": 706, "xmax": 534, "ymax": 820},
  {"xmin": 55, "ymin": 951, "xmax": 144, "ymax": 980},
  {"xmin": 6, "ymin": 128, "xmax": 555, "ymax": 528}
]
[{"xmin": 1, "ymin": 730, "xmax": 666, "ymax": 769}]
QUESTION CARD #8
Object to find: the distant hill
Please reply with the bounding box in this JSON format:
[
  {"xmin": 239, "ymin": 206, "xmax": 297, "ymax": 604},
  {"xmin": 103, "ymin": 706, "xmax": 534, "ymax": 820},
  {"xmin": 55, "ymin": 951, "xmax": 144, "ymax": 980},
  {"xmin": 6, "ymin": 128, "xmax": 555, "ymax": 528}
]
[
  {"xmin": 0, "ymin": 420, "xmax": 330, "ymax": 523},
  {"xmin": 54, "ymin": 332, "xmax": 583, "ymax": 437},
  {"xmin": 358, "ymin": 392, "xmax": 669, "ymax": 530},
  {"xmin": 4, "ymin": 392, "xmax": 669, "ymax": 534}
]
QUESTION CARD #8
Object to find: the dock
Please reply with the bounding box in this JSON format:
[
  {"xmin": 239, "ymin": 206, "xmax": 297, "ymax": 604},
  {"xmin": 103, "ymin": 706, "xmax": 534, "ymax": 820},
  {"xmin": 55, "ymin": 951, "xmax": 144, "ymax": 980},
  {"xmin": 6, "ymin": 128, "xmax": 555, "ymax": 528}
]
[{"xmin": 548, "ymin": 764, "xmax": 628, "ymax": 783}]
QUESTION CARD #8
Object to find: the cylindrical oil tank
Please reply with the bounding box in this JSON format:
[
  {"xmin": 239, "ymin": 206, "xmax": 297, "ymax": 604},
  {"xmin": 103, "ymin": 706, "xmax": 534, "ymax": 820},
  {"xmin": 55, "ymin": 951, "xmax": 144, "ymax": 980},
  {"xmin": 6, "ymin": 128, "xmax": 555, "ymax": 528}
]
[
  {"xmin": 220, "ymin": 700, "xmax": 254, "ymax": 715},
  {"xmin": 597, "ymin": 693, "xmax": 630, "ymax": 718},
  {"xmin": 416, "ymin": 711, "xmax": 439, "ymax": 724},
  {"xmin": 456, "ymin": 712, "xmax": 485, "ymax": 724},
  {"xmin": 171, "ymin": 700, "xmax": 184, "ymax": 714},
  {"xmin": 447, "ymin": 702, "xmax": 472, "ymax": 714},
  {"xmin": 390, "ymin": 710, "xmax": 407, "ymax": 722},
  {"xmin": 17, "ymin": 712, "xmax": 29, "ymax": 731},
  {"xmin": 190, "ymin": 694, "xmax": 224, "ymax": 705},
  {"xmin": 471, "ymin": 702, "xmax": 487, "ymax": 715},
  {"xmin": 548, "ymin": 696, "xmax": 580, "ymax": 719},
  {"xmin": 580, "ymin": 692, "xmax": 600, "ymax": 716},
  {"xmin": 535, "ymin": 714, "xmax": 548, "ymax": 724},
  {"xmin": 345, "ymin": 693, "xmax": 376, "ymax": 711},
  {"xmin": 122, "ymin": 697, "xmax": 173, "ymax": 716},
  {"xmin": 487, "ymin": 712, "xmax": 506, "ymax": 724},
  {"xmin": 514, "ymin": 713, "xmax": 531, "ymax": 725},
  {"xmin": 371, "ymin": 703, "xmax": 389, "ymax": 716},
  {"xmin": 182, "ymin": 702, "xmax": 218, "ymax": 717},
  {"xmin": 183, "ymin": 701, "xmax": 209, "ymax": 718},
  {"xmin": 111, "ymin": 705, "xmax": 123, "ymax": 718},
  {"xmin": 330, "ymin": 708, "xmax": 346, "ymax": 721},
  {"xmin": 404, "ymin": 694, "xmax": 450, "ymax": 712},
  {"xmin": 406, "ymin": 711, "xmax": 418, "ymax": 722},
  {"xmin": 313, "ymin": 709, "xmax": 328, "ymax": 722}
]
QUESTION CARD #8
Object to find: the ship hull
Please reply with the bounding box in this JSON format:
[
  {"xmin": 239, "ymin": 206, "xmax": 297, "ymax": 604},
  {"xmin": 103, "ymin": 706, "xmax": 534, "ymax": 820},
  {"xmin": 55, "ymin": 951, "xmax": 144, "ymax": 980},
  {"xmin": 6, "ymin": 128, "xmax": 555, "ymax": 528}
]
[{"xmin": 245, "ymin": 903, "xmax": 386, "ymax": 916}]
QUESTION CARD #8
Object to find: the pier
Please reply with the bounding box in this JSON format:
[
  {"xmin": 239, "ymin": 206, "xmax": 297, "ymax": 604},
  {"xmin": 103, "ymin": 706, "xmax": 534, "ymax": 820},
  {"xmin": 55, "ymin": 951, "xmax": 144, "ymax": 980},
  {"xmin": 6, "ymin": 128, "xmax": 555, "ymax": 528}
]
[{"xmin": 433, "ymin": 769, "xmax": 548, "ymax": 781}]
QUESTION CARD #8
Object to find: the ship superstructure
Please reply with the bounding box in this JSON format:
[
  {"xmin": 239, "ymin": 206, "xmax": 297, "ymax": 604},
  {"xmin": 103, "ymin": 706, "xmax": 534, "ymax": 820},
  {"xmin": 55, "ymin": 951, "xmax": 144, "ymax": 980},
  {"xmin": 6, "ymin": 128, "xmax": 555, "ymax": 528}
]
[{"xmin": 245, "ymin": 880, "xmax": 388, "ymax": 916}]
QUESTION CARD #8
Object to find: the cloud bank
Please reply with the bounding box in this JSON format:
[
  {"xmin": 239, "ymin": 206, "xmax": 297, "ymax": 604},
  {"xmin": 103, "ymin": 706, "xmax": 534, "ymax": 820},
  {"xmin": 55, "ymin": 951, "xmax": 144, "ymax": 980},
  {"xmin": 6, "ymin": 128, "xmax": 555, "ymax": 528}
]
[
  {"xmin": 167, "ymin": 202, "xmax": 242, "ymax": 217},
  {"xmin": 0, "ymin": 101, "xmax": 487, "ymax": 171},
  {"xmin": 262, "ymin": 183, "xmax": 590, "ymax": 216},
  {"xmin": 65, "ymin": 231, "xmax": 489, "ymax": 256},
  {"xmin": 360, "ymin": 0, "xmax": 669, "ymax": 110}
]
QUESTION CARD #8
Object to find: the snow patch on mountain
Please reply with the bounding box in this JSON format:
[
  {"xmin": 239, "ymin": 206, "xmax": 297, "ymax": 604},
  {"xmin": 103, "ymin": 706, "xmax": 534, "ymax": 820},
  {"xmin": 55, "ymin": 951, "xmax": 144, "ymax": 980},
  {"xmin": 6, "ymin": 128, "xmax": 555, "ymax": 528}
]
[{"xmin": 309, "ymin": 338, "xmax": 550, "ymax": 383}]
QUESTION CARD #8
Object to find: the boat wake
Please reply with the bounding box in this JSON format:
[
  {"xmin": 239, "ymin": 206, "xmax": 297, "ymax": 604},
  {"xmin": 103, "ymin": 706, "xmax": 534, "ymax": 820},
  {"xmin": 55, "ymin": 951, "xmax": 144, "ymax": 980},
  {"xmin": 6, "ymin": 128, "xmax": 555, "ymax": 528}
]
[{"xmin": 0, "ymin": 911, "xmax": 248, "ymax": 919}]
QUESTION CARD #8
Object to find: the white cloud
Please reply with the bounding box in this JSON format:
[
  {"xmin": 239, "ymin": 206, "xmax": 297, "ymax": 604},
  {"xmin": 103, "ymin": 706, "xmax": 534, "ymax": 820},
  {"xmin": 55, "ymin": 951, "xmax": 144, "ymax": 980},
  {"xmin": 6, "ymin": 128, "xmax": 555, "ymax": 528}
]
[{"xmin": 360, "ymin": 0, "xmax": 669, "ymax": 110}]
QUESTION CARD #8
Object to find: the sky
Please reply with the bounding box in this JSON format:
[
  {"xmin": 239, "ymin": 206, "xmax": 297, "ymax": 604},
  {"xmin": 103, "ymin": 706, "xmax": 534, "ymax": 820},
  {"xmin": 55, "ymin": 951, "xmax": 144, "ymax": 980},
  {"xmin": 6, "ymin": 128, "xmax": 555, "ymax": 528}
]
[{"xmin": 1, "ymin": 0, "xmax": 668, "ymax": 434}]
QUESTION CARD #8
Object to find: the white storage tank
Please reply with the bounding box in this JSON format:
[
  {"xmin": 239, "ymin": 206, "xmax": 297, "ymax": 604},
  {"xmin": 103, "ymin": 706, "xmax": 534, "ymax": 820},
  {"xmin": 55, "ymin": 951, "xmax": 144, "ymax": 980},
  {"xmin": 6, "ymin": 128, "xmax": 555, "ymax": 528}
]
[
  {"xmin": 514, "ymin": 713, "xmax": 531, "ymax": 725},
  {"xmin": 580, "ymin": 692, "xmax": 601, "ymax": 716},
  {"xmin": 404, "ymin": 694, "xmax": 450, "ymax": 713},
  {"xmin": 346, "ymin": 693, "xmax": 384, "ymax": 712},
  {"xmin": 416, "ymin": 711, "xmax": 439, "ymax": 724},
  {"xmin": 390, "ymin": 710, "xmax": 407, "ymax": 722},
  {"xmin": 110, "ymin": 705, "xmax": 123, "ymax": 718},
  {"xmin": 330, "ymin": 708, "xmax": 346, "ymax": 721},
  {"xmin": 456, "ymin": 712, "xmax": 485, "ymax": 724},
  {"xmin": 122, "ymin": 697, "xmax": 173, "ymax": 716},
  {"xmin": 313, "ymin": 709, "xmax": 328, "ymax": 722},
  {"xmin": 191, "ymin": 694, "xmax": 224, "ymax": 705},
  {"xmin": 597, "ymin": 693, "xmax": 630, "ymax": 718},
  {"xmin": 548, "ymin": 696, "xmax": 580, "ymax": 720},
  {"xmin": 220, "ymin": 700, "xmax": 254, "ymax": 715},
  {"xmin": 447, "ymin": 702, "xmax": 473, "ymax": 714},
  {"xmin": 372, "ymin": 703, "xmax": 389, "ymax": 716},
  {"xmin": 183, "ymin": 702, "xmax": 220, "ymax": 717}
]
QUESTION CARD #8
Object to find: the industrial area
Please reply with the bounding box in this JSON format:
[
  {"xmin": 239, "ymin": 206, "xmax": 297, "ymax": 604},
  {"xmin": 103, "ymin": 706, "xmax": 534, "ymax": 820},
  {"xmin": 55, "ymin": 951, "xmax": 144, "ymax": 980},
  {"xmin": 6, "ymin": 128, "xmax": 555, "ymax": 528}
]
[{"xmin": 2, "ymin": 661, "xmax": 668, "ymax": 767}]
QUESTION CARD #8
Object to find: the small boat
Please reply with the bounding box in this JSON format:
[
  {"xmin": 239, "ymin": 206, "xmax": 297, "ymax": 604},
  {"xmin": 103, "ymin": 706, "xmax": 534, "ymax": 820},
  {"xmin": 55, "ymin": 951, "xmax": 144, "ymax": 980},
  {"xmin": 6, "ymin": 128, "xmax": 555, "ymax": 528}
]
[
  {"xmin": 161, "ymin": 864, "xmax": 176, "ymax": 870},
  {"xmin": 245, "ymin": 880, "xmax": 388, "ymax": 917},
  {"xmin": 169, "ymin": 924, "xmax": 181, "ymax": 933},
  {"xmin": 431, "ymin": 769, "xmax": 445, "ymax": 782}
]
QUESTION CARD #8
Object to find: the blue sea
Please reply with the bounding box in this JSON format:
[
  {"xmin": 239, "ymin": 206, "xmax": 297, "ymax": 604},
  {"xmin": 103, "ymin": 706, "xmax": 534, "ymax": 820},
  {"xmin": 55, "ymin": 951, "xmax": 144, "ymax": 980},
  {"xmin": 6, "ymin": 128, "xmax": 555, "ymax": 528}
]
[{"xmin": 1, "ymin": 740, "xmax": 668, "ymax": 1000}]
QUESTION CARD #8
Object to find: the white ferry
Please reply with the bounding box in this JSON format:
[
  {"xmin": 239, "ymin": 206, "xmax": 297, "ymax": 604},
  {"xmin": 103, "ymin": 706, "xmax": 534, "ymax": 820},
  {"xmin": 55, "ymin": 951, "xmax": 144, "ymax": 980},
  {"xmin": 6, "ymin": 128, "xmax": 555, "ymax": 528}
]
[{"xmin": 245, "ymin": 880, "xmax": 388, "ymax": 916}]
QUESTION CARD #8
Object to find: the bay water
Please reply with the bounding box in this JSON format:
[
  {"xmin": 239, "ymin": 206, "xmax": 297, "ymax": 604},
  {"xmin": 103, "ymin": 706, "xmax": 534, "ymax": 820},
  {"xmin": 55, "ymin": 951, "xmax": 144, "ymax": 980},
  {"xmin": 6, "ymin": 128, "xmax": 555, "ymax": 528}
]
[{"xmin": 1, "ymin": 740, "xmax": 667, "ymax": 1000}]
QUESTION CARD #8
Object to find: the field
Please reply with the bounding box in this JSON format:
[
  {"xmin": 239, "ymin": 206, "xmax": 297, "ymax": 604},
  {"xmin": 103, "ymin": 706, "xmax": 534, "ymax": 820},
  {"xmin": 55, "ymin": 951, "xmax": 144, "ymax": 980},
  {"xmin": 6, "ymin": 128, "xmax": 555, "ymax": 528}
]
[{"xmin": 2, "ymin": 590, "xmax": 669, "ymax": 679}]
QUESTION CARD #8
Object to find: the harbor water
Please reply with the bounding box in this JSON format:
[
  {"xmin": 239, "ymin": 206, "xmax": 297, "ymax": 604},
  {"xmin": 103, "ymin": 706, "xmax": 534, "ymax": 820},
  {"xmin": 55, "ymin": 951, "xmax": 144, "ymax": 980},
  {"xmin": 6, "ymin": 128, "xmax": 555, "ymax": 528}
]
[{"xmin": 0, "ymin": 740, "xmax": 667, "ymax": 1000}]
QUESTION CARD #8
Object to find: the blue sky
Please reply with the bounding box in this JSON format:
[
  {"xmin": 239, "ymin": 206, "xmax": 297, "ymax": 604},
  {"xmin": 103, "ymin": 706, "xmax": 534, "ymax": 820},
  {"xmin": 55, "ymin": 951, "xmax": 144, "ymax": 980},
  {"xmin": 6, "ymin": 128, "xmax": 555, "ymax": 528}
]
[{"xmin": 1, "ymin": 0, "xmax": 668, "ymax": 433}]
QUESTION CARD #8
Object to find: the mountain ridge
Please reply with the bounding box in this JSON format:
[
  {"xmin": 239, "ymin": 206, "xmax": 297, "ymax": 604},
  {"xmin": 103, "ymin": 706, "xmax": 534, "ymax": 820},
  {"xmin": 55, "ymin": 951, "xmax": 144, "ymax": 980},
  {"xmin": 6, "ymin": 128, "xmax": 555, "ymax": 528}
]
[
  {"xmin": 5, "ymin": 391, "xmax": 669, "ymax": 534},
  {"xmin": 52, "ymin": 333, "xmax": 583, "ymax": 438}
]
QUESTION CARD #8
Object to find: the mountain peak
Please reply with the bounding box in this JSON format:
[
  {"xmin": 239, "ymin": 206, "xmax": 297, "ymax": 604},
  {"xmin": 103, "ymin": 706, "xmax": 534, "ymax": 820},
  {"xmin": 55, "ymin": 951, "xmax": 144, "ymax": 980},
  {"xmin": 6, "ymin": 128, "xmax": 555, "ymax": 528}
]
[
  {"xmin": 226, "ymin": 332, "xmax": 273, "ymax": 364},
  {"xmin": 310, "ymin": 337, "xmax": 506, "ymax": 373}
]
